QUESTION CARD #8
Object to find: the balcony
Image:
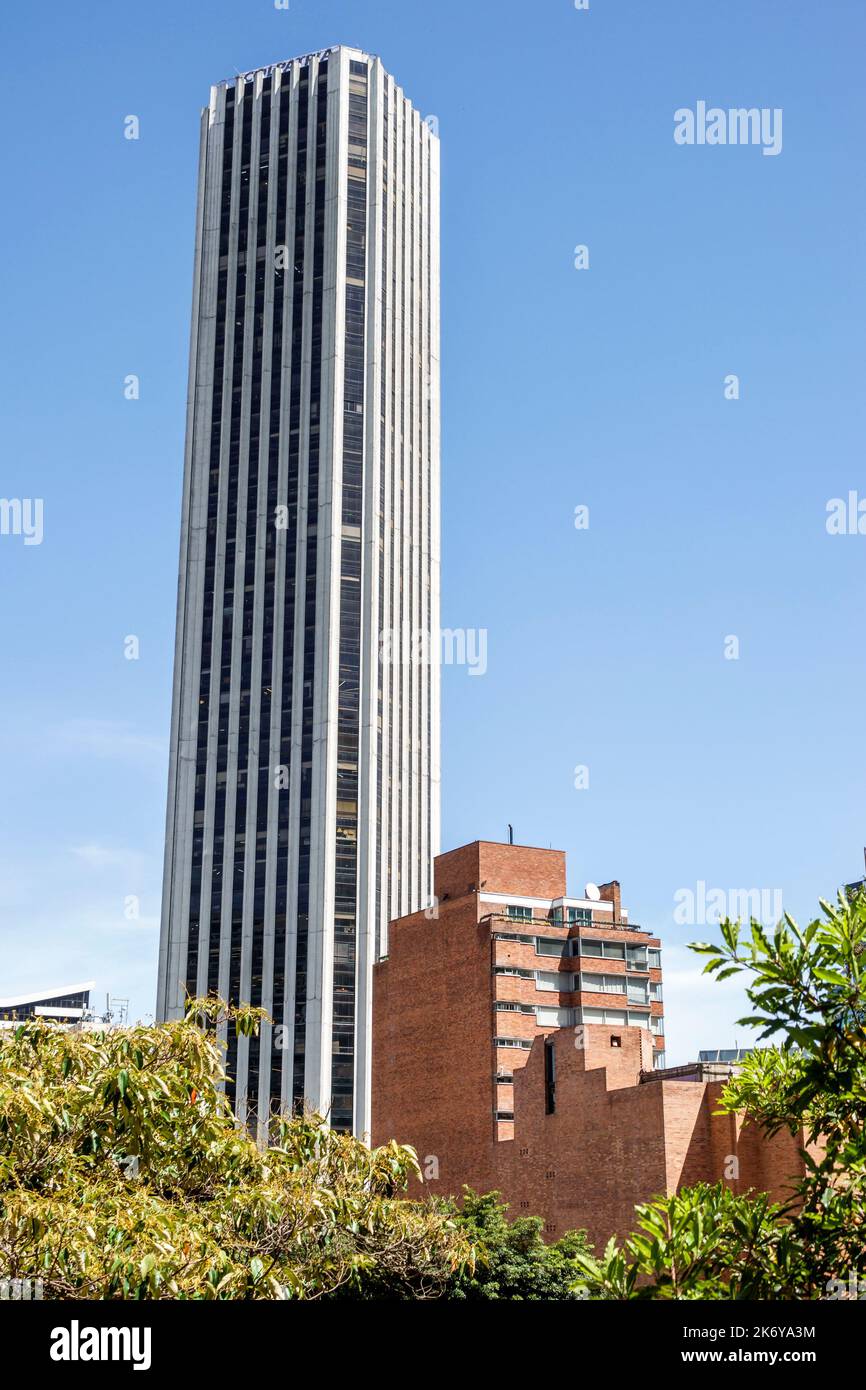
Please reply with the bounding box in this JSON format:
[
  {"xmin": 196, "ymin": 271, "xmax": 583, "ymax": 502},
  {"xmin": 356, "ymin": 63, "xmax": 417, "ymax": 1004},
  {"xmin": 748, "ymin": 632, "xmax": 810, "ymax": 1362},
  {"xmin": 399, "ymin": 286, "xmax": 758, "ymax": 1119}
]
[{"xmin": 482, "ymin": 911, "xmax": 654, "ymax": 937}]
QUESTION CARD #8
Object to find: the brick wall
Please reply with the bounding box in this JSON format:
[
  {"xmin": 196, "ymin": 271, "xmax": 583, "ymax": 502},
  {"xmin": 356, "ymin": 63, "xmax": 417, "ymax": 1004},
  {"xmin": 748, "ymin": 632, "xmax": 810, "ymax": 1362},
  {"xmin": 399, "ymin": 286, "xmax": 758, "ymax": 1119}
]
[
  {"xmin": 435, "ymin": 841, "xmax": 567, "ymax": 904},
  {"xmin": 371, "ymin": 841, "xmax": 807, "ymax": 1252},
  {"xmin": 372, "ymin": 890, "xmax": 498, "ymax": 1197}
]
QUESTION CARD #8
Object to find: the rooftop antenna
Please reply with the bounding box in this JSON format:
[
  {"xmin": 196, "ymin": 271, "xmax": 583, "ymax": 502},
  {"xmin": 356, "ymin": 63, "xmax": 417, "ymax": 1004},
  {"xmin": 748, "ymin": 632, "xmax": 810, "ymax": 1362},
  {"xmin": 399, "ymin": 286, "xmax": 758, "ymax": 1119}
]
[
  {"xmin": 507, "ymin": 824, "xmax": 514, "ymax": 845},
  {"xmin": 110, "ymin": 997, "xmax": 129, "ymax": 1027}
]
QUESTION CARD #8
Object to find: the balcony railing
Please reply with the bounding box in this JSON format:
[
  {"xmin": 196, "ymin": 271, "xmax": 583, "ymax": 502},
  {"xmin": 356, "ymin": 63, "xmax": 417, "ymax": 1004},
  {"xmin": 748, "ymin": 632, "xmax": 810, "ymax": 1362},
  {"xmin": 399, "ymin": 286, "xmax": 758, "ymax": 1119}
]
[{"xmin": 482, "ymin": 911, "xmax": 654, "ymax": 937}]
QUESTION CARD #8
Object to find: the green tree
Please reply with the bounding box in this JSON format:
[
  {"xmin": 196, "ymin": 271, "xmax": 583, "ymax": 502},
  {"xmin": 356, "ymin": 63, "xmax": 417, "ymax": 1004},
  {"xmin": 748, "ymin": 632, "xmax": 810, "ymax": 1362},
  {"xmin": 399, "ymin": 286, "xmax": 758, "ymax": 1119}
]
[
  {"xmin": 439, "ymin": 1189, "xmax": 592, "ymax": 1300},
  {"xmin": 572, "ymin": 889, "xmax": 866, "ymax": 1299},
  {"xmin": 0, "ymin": 999, "xmax": 473, "ymax": 1299}
]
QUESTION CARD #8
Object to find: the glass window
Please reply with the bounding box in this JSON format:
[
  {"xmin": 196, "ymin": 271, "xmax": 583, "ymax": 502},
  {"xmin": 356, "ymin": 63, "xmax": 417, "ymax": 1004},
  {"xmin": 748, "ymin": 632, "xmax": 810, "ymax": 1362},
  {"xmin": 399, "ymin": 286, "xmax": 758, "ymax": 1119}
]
[
  {"xmin": 581, "ymin": 939, "xmax": 627, "ymax": 961},
  {"xmin": 535, "ymin": 937, "xmax": 565, "ymax": 957},
  {"xmin": 536, "ymin": 970, "xmax": 574, "ymax": 992},
  {"xmin": 581, "ymin": 973, "xmax": 625, "ymax": 995},
  {"xmin": 536, "ymin": 1005, "xmax": 575, "ymax": 1027},
  {"xmin": 581, "ymin": 1006, "xmax": 627, "ymax": 1026}
]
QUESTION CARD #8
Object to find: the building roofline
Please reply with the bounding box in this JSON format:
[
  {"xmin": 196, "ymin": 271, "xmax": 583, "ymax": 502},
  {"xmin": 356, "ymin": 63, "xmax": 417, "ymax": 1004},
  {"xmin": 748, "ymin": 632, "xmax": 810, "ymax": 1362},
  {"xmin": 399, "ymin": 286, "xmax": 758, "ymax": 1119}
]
[
  {"xmin": 217, "ymin": 45, "xmax": 381, "ymax": 88},
  {"xmin": 438, "ymin": 839, "xmax": 566, "ymax": 856},
  {"xmin": 0, "ymin": 981, "xmax": 95, "ymax": 1010}
]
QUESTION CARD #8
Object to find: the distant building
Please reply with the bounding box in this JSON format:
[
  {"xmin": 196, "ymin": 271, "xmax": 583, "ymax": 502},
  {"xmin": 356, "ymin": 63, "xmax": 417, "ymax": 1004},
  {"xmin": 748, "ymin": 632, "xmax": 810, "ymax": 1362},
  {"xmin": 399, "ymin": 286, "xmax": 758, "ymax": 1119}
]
[
  {"xmin": 0, "ymin": 983, "xmax": 125, "ymax": 1031},
  {"xmin": 372, "ymin": 841, "xmax": 810, "ymax": 1249},
  {"xmin": 699, "ymin": 1047, "xmax": 753, "ymax": 1065},
  {"xmin": 0, "ymin": 981, "xmax": 95, "ymax": 1028}
]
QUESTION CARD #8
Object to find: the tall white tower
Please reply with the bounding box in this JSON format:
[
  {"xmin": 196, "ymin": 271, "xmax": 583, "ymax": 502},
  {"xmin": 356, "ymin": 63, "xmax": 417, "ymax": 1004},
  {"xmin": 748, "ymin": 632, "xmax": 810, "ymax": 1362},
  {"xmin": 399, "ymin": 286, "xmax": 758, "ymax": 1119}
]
[{"xmin": 157, "ymin": 46, "xmax": 441, "ymax": 1137}]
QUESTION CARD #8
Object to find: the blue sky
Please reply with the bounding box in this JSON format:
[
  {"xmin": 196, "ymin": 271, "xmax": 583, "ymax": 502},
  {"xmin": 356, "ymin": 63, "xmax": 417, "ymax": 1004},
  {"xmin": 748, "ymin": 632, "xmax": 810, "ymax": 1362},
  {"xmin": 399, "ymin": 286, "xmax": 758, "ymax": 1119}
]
[{"xmin": 0, "ymin": 0, "xmax": 863, "ymax": 1062}]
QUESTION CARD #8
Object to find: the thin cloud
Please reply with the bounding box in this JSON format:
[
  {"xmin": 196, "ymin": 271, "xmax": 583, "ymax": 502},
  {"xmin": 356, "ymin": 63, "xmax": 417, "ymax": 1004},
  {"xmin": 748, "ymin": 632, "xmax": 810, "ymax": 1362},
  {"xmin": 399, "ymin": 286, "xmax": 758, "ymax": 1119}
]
[
  {"xmin": 51, "ymin": 719, "xmax": 168, "ymax": 768},
  {"xmin": 71, "ymin": 843, "xmax": 148, "ymax": 872}
]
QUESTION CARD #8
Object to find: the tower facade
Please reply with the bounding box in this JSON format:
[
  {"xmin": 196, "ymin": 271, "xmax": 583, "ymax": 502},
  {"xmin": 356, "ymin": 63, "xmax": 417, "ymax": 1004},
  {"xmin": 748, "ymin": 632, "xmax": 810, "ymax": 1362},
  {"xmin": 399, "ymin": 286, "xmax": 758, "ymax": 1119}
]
[{"xmin": 157, "ymin": 46, "xmax": 441, "ymax": 1136}]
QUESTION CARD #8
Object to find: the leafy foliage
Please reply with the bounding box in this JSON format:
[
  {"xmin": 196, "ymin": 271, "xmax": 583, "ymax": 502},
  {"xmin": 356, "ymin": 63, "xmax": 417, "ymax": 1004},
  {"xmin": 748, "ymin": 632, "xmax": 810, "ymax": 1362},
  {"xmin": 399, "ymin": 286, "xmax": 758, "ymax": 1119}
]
[
  {"xmin": 571, "ymin": 1184, "xmax": 809, "ymax": 1300},
  {"xmin": 572, "ymin": 889, "xmax": 866, "ymax": 1299},
  {"xmin": 0, "ymin": 999, "xmax": 473, "ymax": 1299},
  {"xmin": 439, "ymin": 1189, "xmax": 592, "ymax": 1300}
]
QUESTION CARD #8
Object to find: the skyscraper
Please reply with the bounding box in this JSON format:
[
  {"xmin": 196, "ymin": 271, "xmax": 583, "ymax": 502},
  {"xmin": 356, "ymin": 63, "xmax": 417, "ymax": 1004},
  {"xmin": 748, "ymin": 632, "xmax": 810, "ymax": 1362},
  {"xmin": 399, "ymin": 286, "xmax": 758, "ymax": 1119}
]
[{"xmin": 157, "ymin": 46, "xmax": 441, "ymax": 1137}]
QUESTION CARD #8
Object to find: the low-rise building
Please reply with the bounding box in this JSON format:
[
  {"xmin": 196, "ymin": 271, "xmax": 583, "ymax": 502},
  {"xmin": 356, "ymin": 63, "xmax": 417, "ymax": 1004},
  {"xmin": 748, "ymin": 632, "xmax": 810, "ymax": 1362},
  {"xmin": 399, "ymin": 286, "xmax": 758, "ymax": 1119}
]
[
  {"xmin": 0, "ymin": 981, "xmax": 96, "ymax": 1028},
  {"xmin": 372, "ymin": 841, "xmax": 809, "ymax": 1249},
  {"xmin": 0, "ymin": 982, "xmax": 124, "ymax": 1031}
]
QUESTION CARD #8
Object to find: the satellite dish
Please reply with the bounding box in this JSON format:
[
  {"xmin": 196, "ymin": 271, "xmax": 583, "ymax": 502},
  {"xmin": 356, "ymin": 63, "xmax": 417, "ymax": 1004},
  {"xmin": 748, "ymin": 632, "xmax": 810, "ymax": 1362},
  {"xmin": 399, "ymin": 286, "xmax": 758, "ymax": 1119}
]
[{"xmin": 585, "ymin": 882, "xmax": 601, "ymax": 902}]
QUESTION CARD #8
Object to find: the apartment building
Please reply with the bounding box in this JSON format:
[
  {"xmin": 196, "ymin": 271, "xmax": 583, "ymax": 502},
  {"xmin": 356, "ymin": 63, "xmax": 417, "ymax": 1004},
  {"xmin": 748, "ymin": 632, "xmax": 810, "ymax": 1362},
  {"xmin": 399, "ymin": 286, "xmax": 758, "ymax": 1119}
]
[{"xmin": 372, "ymin": 840, "xmax": 809, "ymax": 1248}]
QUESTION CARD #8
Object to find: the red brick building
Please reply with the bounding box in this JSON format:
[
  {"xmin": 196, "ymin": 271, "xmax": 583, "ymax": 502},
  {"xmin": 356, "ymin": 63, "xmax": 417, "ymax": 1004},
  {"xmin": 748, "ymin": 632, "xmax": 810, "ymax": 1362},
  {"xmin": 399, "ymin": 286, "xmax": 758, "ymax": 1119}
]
[{"xmin": 372, "ymin": 841, "xmax": 808, "ymax": 1250}]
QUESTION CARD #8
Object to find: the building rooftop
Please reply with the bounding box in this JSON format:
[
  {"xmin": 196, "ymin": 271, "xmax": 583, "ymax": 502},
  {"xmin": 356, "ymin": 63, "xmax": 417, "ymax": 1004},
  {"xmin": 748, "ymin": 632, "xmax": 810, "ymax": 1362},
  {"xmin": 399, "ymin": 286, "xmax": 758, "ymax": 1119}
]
[
  {"xmin": 0, "ymin": 981, "xmax": 94, "ymax": 1010},
  {"xmin": 643, "ymin": 1059, "xmax": 746, "ymax": 1084},
  {"xmin": 222, "ymin": 45, "xmax": 379, "ymax": 87},
  {"xmin": 698, "ymin": 1047, "xmax": 753, "ymax": 1064}
]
